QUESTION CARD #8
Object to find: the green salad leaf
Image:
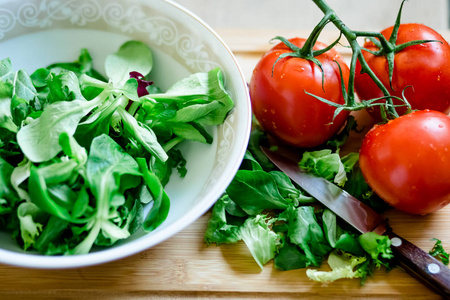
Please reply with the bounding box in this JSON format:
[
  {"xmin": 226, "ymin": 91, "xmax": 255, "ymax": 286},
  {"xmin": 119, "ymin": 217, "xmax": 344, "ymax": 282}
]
[
  {"xmin": 0, "ymin": 58, "xmax": 15, "ymax": 82},
  {"xmin": 322, "ymin": 208, "xmax": 365, "ymax": 256},
  {"xmin": 279, "ymin": 205, "xmax": 331, "ymax": 267},
  {"xmin": 306, "ymin": 250, "xmax": 367, "ymax": 283},
  {"xmin": 205, "ymin": 128, "xmax": 394, "ymax": 284},
  {"xmin": 0, "ymin": 40, "xmax": 234, "ymax": 255},
  {"xmin": 204, "ymin": 195, "xmax": 241, "ymax": 245},
  {"xmin": 299, "ymin": 149, "xmax": 358, "ymax": 187},
  {"xmin": 105, "ymin": 40, "xmax": 153, "ymax": 85},
  {"xmin": 17, "ymin": 97, "xmax": 100, "ymax": 163},
  {"xmin": 358, "ymin": 232, "xmax": 393, "ymax": 268},
  {"xmin": 226, "ymin": 169, "xmax": 289, "ymax": 215},
  {"xmin": 429, "ymin": 238, "xmax": 449, "ymax": 265},
  {"xmin": 240, "ymin": 215, "xmax": 279, "ymax": 269}
]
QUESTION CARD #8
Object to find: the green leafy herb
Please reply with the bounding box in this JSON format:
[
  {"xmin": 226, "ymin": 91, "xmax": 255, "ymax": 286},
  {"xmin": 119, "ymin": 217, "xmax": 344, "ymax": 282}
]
[{"xmin": 429, "ymin": 238, "xmax": 449, "ymax": 265}]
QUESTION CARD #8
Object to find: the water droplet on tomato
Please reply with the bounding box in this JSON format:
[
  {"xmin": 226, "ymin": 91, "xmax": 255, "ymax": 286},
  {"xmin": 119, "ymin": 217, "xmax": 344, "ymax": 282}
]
[{"xmin": 270, "ymin": 109, "xmax": 276, "ymax": 114}]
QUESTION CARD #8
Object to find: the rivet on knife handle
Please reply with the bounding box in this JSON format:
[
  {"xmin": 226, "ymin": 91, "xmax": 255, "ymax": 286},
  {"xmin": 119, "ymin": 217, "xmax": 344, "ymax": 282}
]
[{"xmin": 386, "ymin": 231, "xmax": 450, "ymax": 298}]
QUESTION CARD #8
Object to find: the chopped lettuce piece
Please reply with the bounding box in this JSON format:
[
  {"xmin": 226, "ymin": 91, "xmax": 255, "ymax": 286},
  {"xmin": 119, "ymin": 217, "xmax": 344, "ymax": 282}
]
[
  {"xmin": 274, "ymin": 237, "xmax": 310, "ymax": 270},
  {"xmin": 359, "ymin": 232, "xmax": 393, "ymax": 268},
  {"xmin": 429, "ymin": 238, "xmax": 449, "ymax": 265},
  {"xmin": 202, "ymin": 126, "xmax": 394, "ymax": 284},
  {"xmin": 322, "ymin": 209, "xmax": 365, "ymax": 256},
  {"xmin": 204, "ymin": 195, "xmax": 241, "ymax": 245},
  {"xmin": 280, "ymin": 205, "xmax": 331, "ymax": 267},
  {"xmin": 306, "ymin": 250, "xmax": 367, "ymax": 283},
  {"xmin": 299, "ymin": 149, "xmax": 353, "ymax": 186},
  {"xmin": 226, "ymin": 169, "xmax": 289, "ymax": 215},
  {"xmin": 239, "ymin": 215, "xmax": 280, "ymax": 269}
]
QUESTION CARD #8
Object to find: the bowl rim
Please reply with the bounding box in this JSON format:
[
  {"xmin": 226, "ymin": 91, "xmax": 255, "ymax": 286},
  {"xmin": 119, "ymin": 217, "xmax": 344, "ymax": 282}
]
[{"xmin": 0, "ymin": 0, "xmax": 252, "ymax": 269}]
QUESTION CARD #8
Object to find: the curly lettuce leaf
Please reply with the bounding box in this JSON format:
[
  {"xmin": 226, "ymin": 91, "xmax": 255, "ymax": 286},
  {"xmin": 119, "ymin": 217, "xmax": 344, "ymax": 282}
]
[
  {"xmin": 358, "ymin": 232, "xmax": 393, "ymax": 268},
  {"xmin": 239, "ymin": 215, "xmax": 280, "ymax": 269},
  {"xmin": 306, "ymin": 250, "xmax": 367, "ymax": 283},
  {"xmin": 299, "ymin": 149, "xmax": 348, "ymax": 186}
]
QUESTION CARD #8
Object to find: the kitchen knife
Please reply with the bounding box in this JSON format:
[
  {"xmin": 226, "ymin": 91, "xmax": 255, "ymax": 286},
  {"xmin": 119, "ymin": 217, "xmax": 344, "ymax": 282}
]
[{"xmin": 261, "ymin": 146, "xmax": 450, "ymax": 298}]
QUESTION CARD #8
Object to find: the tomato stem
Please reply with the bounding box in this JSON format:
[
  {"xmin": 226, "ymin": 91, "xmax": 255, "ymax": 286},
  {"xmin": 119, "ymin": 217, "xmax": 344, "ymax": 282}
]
[
  {"xmin": 301, "ymin": 11, "xmax": 334, "ymax": 57},
  {"xmin": 311, "ymin": 0, "xmax": 439, "ymax": 121},
  {"xmin": 273, "ymin": 0, "xmax": 436, "ymax": 121},
  {"xmin": 312, "ymin": 0, "xmax": 400, "ymax": 119}
]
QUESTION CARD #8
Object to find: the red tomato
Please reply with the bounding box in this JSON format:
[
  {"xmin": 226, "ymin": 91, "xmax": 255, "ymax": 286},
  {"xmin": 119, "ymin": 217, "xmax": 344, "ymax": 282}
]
[
  {"xmin": 359, "ymin": 110, "xmax": 450, "ymax": 215},
  {"xmin": 355, "ymin": 23, "xmax": 450, "ymax": 121},
  {"xmin": 249, "ymin": 38, "xmax": 350, "ymax": 148}
]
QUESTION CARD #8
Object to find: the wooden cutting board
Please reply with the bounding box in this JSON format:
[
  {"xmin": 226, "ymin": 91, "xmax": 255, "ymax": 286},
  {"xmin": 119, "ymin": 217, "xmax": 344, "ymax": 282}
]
[{"xmin": 0, "ymin": 29, "xmax": 449, "ymax": 299}]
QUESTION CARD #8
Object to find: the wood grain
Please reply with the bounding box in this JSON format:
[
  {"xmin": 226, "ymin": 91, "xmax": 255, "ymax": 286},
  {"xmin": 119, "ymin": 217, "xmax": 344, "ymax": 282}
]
[
  {"xmin": 0, "ymin": 211, "xmax": 448, "ymax": 299},
  {"xmin": 1, "ymin": 29, "xmax": 449, "ymax": 299}
]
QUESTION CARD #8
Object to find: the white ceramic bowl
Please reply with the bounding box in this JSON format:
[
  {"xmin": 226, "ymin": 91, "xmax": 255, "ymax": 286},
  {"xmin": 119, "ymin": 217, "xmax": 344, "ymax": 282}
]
[{"xmin": 0, "ymin": 0, "xmax": 251, "ymax": 268}]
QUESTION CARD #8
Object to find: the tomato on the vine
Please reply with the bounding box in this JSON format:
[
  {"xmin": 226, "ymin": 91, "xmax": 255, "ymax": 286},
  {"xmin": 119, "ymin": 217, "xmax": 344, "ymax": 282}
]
[
  {"xmin": 355, "ymin": 23, "xmax": 450, "ymax": 120},
  {"xmin": 249, "ymin": 38, "xmax": 350, "ymax": 148},
  {"xmin": 359, "ymin": 110, "xmax": 450, "ymax": 215}
]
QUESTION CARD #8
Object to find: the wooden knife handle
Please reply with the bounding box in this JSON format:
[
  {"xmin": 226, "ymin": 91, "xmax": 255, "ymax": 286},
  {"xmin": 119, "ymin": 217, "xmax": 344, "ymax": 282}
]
[{"xmin": 387, "ymin": 231, "xmax": 450, "ymax": 298}]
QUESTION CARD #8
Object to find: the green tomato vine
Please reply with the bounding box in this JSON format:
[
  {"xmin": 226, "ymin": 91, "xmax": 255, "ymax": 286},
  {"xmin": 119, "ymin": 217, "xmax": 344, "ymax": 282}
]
[{"xmin": 273, "ymin": 0, "xmax": 441, "ymax": 122}]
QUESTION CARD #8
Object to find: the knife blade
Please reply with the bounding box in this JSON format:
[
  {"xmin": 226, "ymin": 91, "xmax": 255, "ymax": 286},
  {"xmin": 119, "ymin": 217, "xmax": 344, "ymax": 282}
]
[{"xmin": 261, "ymin": 146, "xmax": 450, "ymax": 298}]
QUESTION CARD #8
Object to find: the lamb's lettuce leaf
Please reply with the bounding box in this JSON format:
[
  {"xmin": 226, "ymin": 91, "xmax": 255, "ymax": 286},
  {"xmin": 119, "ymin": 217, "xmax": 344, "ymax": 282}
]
[
  {"xmin": 17, "ymin": 96, "xmax": 100, "ymax": 162},
  {"xmin": 0, "ymin": 40, "xmax": 234, "ymax": 255},
  {"xmin": 105, "ymin": 40, "xmax": 153, "ymax": 86}
]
